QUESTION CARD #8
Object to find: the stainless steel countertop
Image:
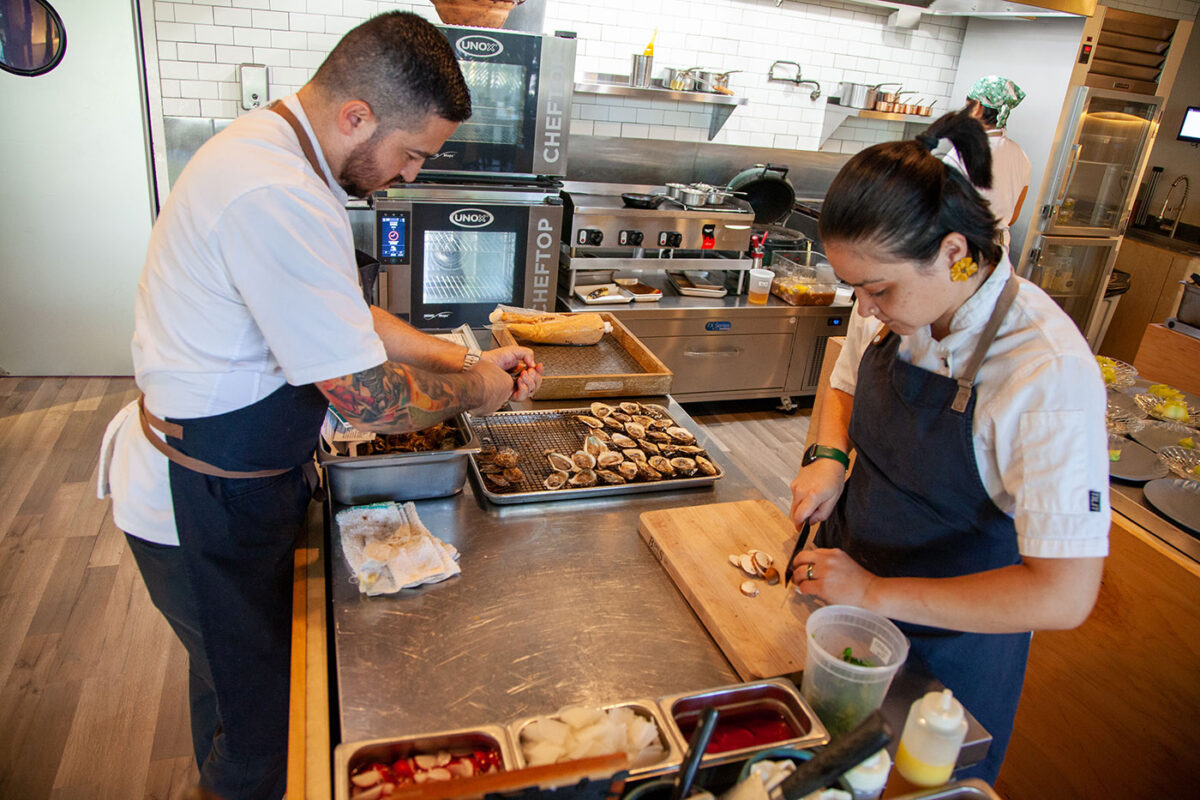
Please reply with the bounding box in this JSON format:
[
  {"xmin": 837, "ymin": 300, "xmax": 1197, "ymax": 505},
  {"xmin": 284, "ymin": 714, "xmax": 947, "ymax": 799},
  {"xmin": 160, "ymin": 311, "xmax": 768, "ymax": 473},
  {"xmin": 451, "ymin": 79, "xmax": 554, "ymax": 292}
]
[
  {"xmin": 1125, "ymin": 226, "xmax": 1200, "ymax": 258},
  {"xmin": 325, "ymin": 397, "xmax": 990, "ymax": 768},
  {"xmin": 1110, "ymin": 480, "xmax": 1200, "ymax": 562}
]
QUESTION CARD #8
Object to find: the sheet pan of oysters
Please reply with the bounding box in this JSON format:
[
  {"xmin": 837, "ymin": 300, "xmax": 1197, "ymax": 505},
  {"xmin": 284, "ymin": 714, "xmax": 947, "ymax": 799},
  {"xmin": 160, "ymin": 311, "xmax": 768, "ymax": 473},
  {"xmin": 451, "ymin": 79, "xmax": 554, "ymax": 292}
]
[{"xmin": 469, "ymin": 402, "xmax": 724, "ymax": 504}]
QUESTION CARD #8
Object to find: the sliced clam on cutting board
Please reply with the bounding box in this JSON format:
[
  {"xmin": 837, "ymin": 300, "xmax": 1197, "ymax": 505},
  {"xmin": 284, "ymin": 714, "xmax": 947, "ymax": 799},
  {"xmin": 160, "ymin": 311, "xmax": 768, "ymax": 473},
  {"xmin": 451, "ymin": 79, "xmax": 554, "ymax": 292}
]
[{"xmin": 638, "ymin": 499, "xmax": 816, "ymax": 680}]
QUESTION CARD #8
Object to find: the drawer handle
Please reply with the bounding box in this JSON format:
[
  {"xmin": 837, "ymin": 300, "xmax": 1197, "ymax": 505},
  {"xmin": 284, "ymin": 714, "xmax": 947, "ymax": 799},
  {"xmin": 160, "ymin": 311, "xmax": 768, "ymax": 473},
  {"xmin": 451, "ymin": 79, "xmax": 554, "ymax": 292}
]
[{"xmin": 684, "ymin": 347, "xmax": 742, "ymax": 357}]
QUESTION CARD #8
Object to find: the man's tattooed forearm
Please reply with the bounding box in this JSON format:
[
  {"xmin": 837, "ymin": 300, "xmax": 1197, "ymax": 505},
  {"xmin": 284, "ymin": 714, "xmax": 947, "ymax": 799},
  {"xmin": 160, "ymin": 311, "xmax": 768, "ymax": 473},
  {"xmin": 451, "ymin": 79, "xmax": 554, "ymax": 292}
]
[{"xmin": 318, "ymin": 362, "xmax": 475, "ymax": 431}]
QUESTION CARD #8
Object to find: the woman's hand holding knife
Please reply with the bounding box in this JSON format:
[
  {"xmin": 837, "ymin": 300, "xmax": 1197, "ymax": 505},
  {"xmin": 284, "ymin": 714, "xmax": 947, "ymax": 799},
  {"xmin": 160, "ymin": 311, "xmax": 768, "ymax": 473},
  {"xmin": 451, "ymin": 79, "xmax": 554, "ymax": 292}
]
[{"xmin": 785, "ymin": 457, "xmax": 876, "ymax": 607}]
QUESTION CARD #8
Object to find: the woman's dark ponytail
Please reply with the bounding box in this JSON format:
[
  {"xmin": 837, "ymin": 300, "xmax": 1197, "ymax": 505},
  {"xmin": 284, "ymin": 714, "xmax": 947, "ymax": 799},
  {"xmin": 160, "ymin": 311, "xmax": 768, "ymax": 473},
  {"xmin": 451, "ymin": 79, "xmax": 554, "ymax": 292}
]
[
  {"xmin": 923, "ymin": 107, "xmax": 992, "ymax": 189},
  {"xmin": 819, "ymin": 110, "xmax": 1001, "ymax": 269}
]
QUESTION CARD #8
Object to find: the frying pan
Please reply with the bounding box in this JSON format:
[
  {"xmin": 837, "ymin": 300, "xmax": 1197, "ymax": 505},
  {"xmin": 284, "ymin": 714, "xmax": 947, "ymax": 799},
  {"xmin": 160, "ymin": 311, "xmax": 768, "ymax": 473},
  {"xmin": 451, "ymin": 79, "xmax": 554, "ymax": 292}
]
[{"xmin": 622, "ymin": 192, "xmax": 665, "ymax": 209}]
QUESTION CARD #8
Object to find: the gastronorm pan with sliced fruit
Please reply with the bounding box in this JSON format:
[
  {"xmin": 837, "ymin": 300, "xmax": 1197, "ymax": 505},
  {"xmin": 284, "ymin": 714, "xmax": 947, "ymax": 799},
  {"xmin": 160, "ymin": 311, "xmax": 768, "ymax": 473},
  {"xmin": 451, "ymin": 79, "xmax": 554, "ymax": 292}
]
[{"xmin": 469, "ymin": 402, "xmax": 724, "ymax": 504}]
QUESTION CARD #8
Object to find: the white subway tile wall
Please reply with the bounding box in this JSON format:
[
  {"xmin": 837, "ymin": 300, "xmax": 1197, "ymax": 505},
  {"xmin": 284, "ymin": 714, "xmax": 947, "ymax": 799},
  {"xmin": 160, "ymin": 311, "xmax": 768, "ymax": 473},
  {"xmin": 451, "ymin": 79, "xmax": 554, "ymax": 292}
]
[{"xmin": 150, "ymin": 0, "xmax": 1200, "ymax": 155}]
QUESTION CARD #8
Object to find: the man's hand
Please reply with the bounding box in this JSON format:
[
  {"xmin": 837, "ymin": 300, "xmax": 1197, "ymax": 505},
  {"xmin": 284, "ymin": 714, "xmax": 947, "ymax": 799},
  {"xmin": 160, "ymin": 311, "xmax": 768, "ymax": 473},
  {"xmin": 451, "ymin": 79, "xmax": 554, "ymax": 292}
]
[
  {"xmin": 480, "ymin": 345, "xmax": 544, "ymax": 401},
  {"xmin": 465, "ymin": 358, "xmax": 521, "ymax": 416}
]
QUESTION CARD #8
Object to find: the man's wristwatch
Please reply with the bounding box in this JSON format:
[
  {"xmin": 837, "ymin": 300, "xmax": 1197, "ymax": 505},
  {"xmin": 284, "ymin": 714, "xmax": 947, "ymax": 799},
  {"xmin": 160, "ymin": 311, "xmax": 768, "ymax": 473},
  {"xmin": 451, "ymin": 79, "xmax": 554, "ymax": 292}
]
[
  {"xmin": 802, "ymin": 443, "xmax": 849, "ymax": 469},
  {"xmin": 460, "ymin": 346, "xmax": 481, "ymax": 372}
]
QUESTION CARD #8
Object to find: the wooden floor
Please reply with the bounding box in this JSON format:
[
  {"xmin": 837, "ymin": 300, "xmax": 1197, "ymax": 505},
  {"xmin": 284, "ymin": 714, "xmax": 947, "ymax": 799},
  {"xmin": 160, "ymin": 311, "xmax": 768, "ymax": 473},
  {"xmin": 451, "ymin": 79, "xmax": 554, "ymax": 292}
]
[{"xmin": 0, "ymin": 377, "xmax": 812, "ymax": 800}]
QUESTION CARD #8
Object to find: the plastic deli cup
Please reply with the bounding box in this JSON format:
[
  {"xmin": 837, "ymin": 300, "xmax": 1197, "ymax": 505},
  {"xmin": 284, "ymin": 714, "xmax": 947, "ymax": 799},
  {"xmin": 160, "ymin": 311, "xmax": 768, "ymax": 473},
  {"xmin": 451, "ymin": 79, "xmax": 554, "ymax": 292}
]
[
  {"xmin": 748, "ymin": 268, "xmax": 774, "ymax": 304},
  {"xmin": 801, "ymin": 605, "xmax": 909, "ymax": 737}
]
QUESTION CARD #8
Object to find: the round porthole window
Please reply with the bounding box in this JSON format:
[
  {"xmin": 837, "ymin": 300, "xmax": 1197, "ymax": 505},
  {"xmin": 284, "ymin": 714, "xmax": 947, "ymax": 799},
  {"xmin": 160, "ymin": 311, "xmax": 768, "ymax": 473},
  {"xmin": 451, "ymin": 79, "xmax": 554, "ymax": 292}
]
[{"xmin": 1, "ymin": 0, "xmax": 67, "ymax": 77}]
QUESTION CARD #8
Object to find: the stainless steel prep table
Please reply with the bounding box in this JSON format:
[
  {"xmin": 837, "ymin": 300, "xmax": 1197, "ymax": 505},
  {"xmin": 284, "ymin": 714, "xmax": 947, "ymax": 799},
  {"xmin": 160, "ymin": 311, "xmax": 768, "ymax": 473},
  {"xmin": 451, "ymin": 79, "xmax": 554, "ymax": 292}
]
[{"xmin": 323, "ymin": 396, "xmax": 989, "ymax": 768}]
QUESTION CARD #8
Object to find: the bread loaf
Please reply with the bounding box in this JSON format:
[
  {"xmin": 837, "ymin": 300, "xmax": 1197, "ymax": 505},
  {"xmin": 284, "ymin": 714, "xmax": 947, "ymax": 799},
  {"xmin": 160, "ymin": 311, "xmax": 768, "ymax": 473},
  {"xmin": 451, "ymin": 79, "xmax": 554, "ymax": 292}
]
[{"xmin": 491, "ymin": 310, "xmax": 609, "ymax": 346}]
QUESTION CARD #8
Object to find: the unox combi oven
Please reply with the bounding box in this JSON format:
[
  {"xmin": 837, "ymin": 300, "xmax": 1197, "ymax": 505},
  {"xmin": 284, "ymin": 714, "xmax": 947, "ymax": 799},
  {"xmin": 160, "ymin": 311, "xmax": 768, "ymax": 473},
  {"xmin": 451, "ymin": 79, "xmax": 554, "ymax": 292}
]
[
  {"xmin": 373, "ymin": 185, "xmax": 564, "ymax": 329},
  {"xmin": 422, "ymin": 26, "xmax": 576, "ymax": 180}
]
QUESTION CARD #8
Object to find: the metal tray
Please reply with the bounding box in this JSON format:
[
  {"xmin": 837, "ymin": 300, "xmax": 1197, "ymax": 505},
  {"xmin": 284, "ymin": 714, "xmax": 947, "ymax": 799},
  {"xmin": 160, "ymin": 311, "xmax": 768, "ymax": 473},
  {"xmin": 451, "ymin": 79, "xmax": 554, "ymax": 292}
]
[
  {"xmin": 656, "ymin": 678, "xmax": 829, "ymax": 769},
  {"xmin": 468, "ymin": 405, "xmax": 724, "ymax": 504},
  {"xmin": 318, "ymin": 414, "xmax": 481, "ymax": 505},
  {"xmin": 509, "ymin": 699, "xmax": 683, "ymax": 780},
  {"xmin": 334, "ymin": 724, "xmax": 517, "ymax": 800}
]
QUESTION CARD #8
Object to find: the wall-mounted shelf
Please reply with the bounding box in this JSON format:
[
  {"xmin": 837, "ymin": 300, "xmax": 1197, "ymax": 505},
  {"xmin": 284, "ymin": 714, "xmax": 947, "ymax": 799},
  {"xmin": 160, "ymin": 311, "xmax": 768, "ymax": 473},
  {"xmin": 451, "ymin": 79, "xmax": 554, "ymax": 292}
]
[
  {"xmin": 574, "ymin": 74, "xmax": 748, "ymax": 140},
  {"xmin": 819, "ymin": 99, "xmax": 932, "ymax": 147}
]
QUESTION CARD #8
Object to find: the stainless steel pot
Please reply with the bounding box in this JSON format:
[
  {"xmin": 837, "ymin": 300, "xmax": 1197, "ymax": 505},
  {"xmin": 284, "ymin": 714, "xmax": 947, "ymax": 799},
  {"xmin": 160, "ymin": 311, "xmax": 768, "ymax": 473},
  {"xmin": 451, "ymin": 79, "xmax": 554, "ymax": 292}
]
[
  {"xmin": 839, "ymin": 81, "xmax": 903, "ymax": 110},
  {"xmin": 665, "ymin": 67, "xmax": 695, "ymax": 91},
  {"xmin": 679, "ymin": 185, "xmax": 709, "ymax": 206},
  {"xmin": 691, "ymin": 68, "xmax": 719, "ymax": 92},
  {"xmin": 713, "ymin": 70, "xmax": 740, "ymax": 91},
  {"xmin": 664, "ymin": 182, "xmax": 688, "ymax": 200},
  {"xmin": 837, "ymin": 81, "xmax": 873, "ymax": 109}
]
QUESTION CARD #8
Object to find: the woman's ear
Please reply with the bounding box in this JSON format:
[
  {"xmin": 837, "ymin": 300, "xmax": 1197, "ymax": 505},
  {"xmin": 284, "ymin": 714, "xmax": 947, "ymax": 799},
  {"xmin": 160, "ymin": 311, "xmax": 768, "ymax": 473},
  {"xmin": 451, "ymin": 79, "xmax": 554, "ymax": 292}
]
[{"xmin": 940, "ymin": 232, "xmax": 971, "ymax": 267}]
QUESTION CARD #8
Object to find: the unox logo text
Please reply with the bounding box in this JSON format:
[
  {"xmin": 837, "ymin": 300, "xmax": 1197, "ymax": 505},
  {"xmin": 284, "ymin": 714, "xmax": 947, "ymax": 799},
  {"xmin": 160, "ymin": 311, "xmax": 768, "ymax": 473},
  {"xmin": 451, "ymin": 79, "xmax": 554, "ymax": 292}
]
[
  {"xmin": 450, "ymin": 208, "xmax": 494, "ymax": 228},
  {"xmin": 456, "ymin": 35, "xmax": 503, "ymax": 58}
]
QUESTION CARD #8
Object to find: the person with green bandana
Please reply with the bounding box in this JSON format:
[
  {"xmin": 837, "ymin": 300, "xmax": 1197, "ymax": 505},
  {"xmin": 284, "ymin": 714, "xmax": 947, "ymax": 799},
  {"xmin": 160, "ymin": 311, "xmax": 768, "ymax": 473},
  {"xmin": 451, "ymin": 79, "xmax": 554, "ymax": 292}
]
[{"xmin": 966, "ymin": 76, "xmax": 1031, "ymax": 251}]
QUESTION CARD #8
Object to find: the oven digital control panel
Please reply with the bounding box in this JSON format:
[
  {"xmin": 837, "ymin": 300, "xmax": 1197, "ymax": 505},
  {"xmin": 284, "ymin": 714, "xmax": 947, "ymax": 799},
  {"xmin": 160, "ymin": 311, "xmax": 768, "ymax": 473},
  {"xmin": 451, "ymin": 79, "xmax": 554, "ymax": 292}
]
[{"xmin": 378, "ymin": 211, "xmax": 410, "ymax": 265}]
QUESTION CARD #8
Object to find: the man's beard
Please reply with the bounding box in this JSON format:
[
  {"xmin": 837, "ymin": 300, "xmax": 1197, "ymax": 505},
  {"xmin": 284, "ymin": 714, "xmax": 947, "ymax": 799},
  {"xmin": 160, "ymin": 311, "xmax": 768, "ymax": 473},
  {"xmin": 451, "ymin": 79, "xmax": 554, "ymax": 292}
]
[{"xmin": 338, "ymin": 129, "xmax": 391, "ymax": 198}]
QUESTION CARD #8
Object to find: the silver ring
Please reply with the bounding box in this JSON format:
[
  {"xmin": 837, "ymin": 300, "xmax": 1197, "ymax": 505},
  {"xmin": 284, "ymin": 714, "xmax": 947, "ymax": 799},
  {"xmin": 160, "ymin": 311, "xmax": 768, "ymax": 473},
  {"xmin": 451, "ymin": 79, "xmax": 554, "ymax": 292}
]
[{"xmin": 806, "ymin": 563, "xmax": 815, "ymax": 581}]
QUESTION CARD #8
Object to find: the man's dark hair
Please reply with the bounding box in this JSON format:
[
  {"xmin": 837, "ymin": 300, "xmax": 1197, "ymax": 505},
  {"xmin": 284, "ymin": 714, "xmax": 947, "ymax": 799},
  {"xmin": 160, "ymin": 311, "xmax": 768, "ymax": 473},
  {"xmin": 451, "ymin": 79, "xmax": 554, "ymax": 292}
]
[
  {"xmin": 311, "ymin": 11, "xmax": 471, "ymax": 129},
  {"xmin": 819, "ymin": 108, "xmax": 1001, "ymax": 270}
]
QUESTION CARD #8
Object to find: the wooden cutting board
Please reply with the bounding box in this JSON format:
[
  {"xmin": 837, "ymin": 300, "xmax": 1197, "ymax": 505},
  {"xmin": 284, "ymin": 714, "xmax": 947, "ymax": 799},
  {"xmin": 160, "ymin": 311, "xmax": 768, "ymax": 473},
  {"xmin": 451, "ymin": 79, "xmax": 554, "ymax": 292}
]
[{"xmin": 639, "ymin": 499, "xmax": 818, "ymax": 680}]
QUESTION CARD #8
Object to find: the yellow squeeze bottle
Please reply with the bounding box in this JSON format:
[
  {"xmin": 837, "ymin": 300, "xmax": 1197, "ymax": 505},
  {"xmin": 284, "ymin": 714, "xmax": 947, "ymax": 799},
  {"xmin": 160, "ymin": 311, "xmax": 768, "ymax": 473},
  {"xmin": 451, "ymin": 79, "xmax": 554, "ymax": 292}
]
[
  {"xmin": 644, "ymin": 29, "xmax": 656, "ymax": 57},
  {"xmin": 895, "ymin": 689, "xmax": 967, "ymax": 787}
]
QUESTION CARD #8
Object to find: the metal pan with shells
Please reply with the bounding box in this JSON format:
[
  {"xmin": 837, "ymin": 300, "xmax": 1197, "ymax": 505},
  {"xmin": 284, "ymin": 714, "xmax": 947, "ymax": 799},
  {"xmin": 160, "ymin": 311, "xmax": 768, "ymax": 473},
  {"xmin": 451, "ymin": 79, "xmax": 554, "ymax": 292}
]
[{"xmin": 467, "ymin": 405, "xmax": 725, "ymax": 504}]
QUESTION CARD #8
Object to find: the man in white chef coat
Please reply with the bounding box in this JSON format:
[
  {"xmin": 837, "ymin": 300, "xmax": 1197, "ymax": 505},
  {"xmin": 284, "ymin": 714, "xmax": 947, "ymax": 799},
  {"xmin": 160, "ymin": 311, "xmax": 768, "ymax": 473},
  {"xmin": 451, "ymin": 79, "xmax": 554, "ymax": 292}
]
[{"xmin": 98, "ymin": 12, "xmax": 541, "ymax": 799}]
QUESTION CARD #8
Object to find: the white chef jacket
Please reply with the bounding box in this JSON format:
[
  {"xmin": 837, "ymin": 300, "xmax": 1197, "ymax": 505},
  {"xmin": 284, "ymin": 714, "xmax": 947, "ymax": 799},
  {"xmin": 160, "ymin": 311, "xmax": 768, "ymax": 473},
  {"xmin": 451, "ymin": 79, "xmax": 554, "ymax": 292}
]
[
  {"xmin": 980, "ymin": 130, "xmax": 1031, "ymax": 249},
  {"xmin": 829, "ymin": 256, "xmax": 1110, "ymax": 559},
  {"xmin": 100, "ymin": 95, "xmax": 387, "ymax": 545}
]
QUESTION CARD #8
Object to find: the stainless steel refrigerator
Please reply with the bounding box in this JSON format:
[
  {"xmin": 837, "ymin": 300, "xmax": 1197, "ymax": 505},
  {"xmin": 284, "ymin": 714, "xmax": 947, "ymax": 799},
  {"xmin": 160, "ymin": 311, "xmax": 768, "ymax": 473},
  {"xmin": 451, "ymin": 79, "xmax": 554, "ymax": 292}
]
[{"xmin": 1018, "ymin": 87, "xmax": 1164, "ymax": 348}]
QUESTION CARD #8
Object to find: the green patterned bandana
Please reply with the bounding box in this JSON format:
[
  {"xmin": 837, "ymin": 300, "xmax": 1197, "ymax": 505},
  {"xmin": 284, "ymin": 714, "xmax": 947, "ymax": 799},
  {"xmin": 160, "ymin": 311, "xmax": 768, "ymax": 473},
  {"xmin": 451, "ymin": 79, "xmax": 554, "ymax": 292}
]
[{"xmin": 967, "ymin": 75, "xmax": 1026, "ymax": 128}]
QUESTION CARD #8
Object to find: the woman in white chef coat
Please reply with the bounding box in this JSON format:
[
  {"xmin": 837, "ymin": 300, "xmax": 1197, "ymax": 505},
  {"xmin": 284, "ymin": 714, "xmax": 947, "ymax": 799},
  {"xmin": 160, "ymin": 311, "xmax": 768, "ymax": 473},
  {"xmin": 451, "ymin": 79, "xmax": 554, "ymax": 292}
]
[
  {"xmin": 788, "ymin": 109, "xmax": 1107, "ymax": 784},
  {"xmin": 966, "ymin": 76, "xmax": 1031, "ymax": 250}
]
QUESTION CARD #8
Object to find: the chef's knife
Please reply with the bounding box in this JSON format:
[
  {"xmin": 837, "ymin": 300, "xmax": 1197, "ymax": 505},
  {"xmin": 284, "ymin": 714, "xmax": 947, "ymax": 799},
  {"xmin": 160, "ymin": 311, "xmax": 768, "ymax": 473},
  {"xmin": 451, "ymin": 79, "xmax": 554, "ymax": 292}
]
[
  {"xmin": 780, "ymin": 521, "xmax": 812, "ymax": 607},
  {"xmin": 783, "ymin": 520, "xmax": 812, "ymax": 587},
  {"xmin": 775, "ymin": 710, "xmax": 892, "ymax": 800}
]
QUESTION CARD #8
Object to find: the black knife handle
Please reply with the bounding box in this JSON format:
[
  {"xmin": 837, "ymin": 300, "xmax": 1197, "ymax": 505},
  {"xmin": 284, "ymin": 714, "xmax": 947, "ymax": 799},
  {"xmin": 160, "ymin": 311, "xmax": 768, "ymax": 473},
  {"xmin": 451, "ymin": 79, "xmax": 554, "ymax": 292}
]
[
  {"xmin": 783, "ymin": 521, "xmax": 812, "ymax": 586},
  {"xmin": 777, "ymin": 710, "xmax": 892, "ymax": 800},
  {"xmin": 671, "ymin": 707, "xmax": 719, "ymax": 800}
]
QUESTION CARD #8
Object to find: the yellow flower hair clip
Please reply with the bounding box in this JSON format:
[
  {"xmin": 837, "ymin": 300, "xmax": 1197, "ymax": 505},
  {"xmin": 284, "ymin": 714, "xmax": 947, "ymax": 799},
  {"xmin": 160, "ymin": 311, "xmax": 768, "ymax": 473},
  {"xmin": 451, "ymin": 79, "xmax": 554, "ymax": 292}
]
[{"xmin": 950, "ymin": 256, "xmax": 978, "ymax": 282}]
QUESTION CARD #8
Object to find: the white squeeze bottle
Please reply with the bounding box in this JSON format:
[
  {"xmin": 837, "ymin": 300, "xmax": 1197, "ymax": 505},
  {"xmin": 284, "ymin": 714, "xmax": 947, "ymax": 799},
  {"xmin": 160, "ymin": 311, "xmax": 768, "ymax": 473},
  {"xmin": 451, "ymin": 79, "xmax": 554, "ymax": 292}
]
[{"xmin": 894, "ymin": 688, "xmax": 968, "ymax": 787}]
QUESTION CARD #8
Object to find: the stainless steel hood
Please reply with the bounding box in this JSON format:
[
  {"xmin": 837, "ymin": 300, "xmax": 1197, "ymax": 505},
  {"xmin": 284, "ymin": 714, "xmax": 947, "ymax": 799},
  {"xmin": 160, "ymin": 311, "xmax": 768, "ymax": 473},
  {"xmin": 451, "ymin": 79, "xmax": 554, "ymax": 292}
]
[{"xmin": 792, "ymin": 0, "xmax": 1095, "ymax": 24}]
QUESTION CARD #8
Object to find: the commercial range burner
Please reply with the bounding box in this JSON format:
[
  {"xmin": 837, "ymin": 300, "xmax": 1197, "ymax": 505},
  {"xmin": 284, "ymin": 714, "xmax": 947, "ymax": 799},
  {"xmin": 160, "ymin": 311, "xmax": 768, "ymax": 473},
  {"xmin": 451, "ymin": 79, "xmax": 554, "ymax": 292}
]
[{"xmin": 561, "ymin": 181, "xmax": 756, "ymax": 253}]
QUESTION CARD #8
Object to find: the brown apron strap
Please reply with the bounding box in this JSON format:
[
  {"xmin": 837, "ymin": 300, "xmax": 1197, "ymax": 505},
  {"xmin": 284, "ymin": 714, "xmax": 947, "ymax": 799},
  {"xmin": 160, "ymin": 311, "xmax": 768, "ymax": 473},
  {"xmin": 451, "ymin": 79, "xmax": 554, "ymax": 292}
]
[
  {"xmin": 138, "ymin": 395, "xmax": 290, "ymax": 480},
  {"xmin": 268, "ymin": 101, "xmax": 325, "ymax": 181},
  {"xmin": 951, "ymin": 274, "xmax": 1021, "ymax": 413}
]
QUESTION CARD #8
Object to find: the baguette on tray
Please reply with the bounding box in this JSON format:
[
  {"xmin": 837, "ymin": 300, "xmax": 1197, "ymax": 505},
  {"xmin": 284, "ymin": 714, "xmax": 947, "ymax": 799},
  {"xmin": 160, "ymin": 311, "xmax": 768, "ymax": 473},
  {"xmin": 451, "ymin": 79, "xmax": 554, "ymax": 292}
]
[{"xmin": 489, "ymin": 305, "xmax": 611, "ymax": 346}]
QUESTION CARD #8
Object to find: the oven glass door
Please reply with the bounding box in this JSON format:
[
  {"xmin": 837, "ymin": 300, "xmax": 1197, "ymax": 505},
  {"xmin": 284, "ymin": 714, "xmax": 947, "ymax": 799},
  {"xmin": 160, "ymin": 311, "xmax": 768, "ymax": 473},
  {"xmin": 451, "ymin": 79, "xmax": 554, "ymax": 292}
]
[
  {"xmin": 410, "ymin": 202, "xmax": 528, "ymax": 328},
  {"xmin": 432, "ymin": 27, "xmax": 540, "ymax": 175}
]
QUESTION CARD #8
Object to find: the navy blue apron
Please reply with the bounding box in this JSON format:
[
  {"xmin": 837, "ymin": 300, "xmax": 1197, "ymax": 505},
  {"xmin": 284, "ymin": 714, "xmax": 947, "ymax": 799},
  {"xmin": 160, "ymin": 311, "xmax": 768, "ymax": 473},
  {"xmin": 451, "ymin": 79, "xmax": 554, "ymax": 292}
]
[
  {"xmin": 131, "ymin": 101, "xmax": 336, "ymax": 800},
  {"xmin": 817, "ymin": 277, "xmax": 1029, "ymax": 785}
]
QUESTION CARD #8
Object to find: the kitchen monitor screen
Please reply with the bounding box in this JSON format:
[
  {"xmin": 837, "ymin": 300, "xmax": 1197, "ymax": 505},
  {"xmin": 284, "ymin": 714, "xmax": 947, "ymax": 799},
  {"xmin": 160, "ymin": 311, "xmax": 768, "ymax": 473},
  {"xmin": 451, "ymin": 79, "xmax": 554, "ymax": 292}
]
[
  {"xmin": 1178, "ymin": 106, "xmax": 1200, "ymax": 143},
  {"xmin": 379, "ymin": 212, "xmax": 408, "ymax": 263}
]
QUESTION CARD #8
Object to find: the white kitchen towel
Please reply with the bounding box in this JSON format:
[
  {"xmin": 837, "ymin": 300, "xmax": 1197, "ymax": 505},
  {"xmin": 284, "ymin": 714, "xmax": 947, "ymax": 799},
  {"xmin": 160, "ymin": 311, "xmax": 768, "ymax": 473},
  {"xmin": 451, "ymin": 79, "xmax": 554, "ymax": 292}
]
[
  {"xmin": 96, "ymin": 400, "xmax": 139, "ymax": 500},
  {"xmin": 336, "ymin": 501, "xmax": 460, "ymax": 596}
]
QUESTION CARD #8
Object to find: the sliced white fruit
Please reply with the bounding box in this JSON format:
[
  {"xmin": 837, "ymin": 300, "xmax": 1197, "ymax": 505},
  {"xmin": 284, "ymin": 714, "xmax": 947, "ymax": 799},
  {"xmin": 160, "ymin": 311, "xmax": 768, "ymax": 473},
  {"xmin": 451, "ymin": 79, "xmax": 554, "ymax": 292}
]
[{"xmin": 740, "ymin": 580, "xmax": 760, "ymax": 597}]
